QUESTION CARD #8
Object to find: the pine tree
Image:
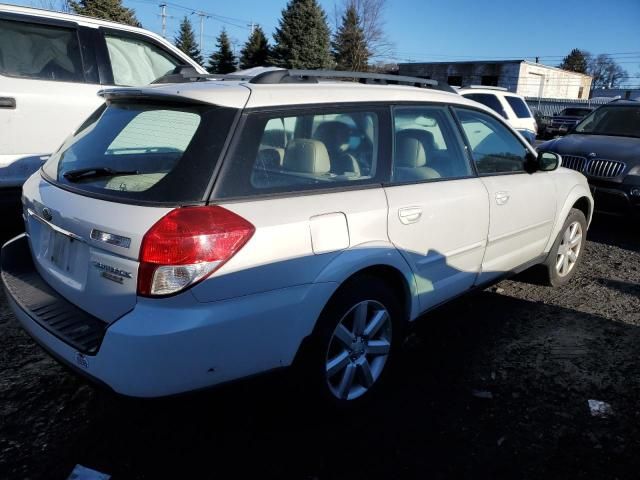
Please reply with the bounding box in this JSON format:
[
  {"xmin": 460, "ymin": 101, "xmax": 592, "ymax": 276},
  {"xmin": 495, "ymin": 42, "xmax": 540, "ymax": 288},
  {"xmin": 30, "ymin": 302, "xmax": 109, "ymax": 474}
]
[
  {"xmin": 70, "ymin": 0, "xmax": 141, "ymax": 27},
  {"xmin": 174, "ymin": 16, "xmax": 204, "ymax": 66},
  {"xmin": 239, "ymin": 26, "xmax": 271, "ymax": 70},
  {"xmin": 207, "ymin": 29, "xmax": 236, "ymax": 74},
  {"xmin": 271, "ymin": 0, "xmax": 333, "ymax": 69},
  {"xmin": 333, "ymin": 4, "xmax": 370, "ymax": 71},
  {"xmin": 559, "ymin": 48, "xmax": 589, "ymax": 74}
]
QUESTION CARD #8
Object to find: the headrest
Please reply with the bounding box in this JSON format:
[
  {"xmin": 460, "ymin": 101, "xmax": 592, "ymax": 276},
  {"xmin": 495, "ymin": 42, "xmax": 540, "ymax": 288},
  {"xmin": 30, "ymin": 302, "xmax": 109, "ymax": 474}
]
[
  {"xmin": 395, "ymin": 135, "xmax": 427, "ymax": 168},
  {"xmin": 313, "ymin": 121, "xmax": 351, "ymax": 153},
  {"xmin": 398, "ymin": 128, "xmax": 436, "ymax": 151},
  {"xmin": 283, "ymin": 139, "xmax": 331, "ymax": 174}
]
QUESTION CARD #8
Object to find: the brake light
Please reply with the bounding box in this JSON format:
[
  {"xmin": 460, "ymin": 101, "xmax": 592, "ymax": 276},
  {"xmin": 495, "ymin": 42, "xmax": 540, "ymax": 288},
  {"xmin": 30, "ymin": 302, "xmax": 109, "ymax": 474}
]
[{"xmin": 137, "ymin": 206, "xmax": 255, "ymax": 297}]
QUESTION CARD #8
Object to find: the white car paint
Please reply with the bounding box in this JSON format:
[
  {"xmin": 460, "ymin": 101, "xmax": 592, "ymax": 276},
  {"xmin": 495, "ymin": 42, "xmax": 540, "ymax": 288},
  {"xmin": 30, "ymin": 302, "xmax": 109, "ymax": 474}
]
[{"xmin": 3, "ymin": 74, "xmax": 593, "ymax": 398}]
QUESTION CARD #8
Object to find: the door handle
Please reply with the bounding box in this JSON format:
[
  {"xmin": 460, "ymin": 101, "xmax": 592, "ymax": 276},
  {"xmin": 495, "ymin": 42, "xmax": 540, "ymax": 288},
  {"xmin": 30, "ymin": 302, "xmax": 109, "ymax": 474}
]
[
  {"xmin": 0, "ymin": 97, "xmax": 16, "ymax": 109},
  {"xmin": 398, "ymin": 207, "xmax": 422, "ymax": 224},
  {"xmin": 495, "ymin": 191, "xmax": 510, "ymax": 205}
]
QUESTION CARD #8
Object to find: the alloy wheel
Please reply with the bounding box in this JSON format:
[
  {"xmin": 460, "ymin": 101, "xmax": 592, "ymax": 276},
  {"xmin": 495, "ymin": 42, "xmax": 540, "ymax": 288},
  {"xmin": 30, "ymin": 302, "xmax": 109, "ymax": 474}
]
[
  {"xmin": 325, "ymin": 300, "xmax": 392, "ymax": 401},
  {"xmin": 556, "ymin": 221, "xmax": 583, "ymax": 277}
]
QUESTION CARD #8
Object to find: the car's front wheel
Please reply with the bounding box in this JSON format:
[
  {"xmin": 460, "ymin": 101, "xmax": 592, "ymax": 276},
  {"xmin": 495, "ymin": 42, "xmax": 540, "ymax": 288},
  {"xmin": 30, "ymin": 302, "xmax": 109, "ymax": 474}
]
[{"xmin": 543, "ymin": 208, "xmax": 587, "ymax": 287}]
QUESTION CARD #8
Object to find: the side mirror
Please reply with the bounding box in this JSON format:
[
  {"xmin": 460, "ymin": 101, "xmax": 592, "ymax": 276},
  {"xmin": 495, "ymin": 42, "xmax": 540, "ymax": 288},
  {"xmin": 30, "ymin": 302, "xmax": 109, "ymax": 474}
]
[{"xmin": 538, "ymin": 151, "xmax": 560, "ymax": 171}]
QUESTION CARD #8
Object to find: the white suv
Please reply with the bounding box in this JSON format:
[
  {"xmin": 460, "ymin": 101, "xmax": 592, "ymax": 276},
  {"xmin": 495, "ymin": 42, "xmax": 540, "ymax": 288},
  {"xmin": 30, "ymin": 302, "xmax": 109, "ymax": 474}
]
[
  {"xmin": 0, "ymin": 4, "xmax": 205, "ymax": 213},
  {"xmin": 1, "ymin": 69, "xmax": 592, "ymax": 405},
  {"xmin": 459, "ymin": 86, "xmax": 538, "ymax": 145}
]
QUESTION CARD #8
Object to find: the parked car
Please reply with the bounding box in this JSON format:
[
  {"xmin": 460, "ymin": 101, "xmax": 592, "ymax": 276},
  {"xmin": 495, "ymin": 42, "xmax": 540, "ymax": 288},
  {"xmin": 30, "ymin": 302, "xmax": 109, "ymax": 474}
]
[
  {"xmin": 1, "ymin": 69, "xmax": 593, "ymax": 405},
  {"xmin": 0, "ymin": 4, "xmax": 206, "ymax": 218},
  {"xmin": 539, "ymin": 99, "xmax": 640, "ymax": 216},
  {"xmin": 458, "ymin": 86, "xmax": 537, "ymax": 144},
  {"xmin": 532, "ymin": 108, "xmax": 550, "ymax": 139},
  {"xmin": 545, "ymin": 107, "xmax": 594, "ymax": 138}
]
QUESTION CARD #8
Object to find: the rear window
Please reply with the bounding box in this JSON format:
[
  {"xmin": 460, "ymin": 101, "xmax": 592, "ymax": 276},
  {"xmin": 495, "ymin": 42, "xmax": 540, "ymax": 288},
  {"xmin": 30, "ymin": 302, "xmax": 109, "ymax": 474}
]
[
  {"xmin": 0, "ymin": 19, "xmax": 84, "ymax": 82},
  {"xmin": 505, "ymin": 96, "xmax": 532, "ymax": 118},
  {"xmin": 42, "ymin": 101, "xmax": 237, "ymax": 204},
  {"xmin": 463, "ymin": 93, "xmax": 507, "ymax": 119}
]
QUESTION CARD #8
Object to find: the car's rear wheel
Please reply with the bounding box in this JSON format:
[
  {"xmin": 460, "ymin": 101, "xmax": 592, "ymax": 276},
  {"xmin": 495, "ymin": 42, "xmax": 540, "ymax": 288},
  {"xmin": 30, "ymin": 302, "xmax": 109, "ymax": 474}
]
[
  {"xmin": 299, "ymin": 276, "xmax": 404, "ymax": 407},
  {"xmin": 543, "ymin": 208, "xmax": 587, "ymax": 287}
]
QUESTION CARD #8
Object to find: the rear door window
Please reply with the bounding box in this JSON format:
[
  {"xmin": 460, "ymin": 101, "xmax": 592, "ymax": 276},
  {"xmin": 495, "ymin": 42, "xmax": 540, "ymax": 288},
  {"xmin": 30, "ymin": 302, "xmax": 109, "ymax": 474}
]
[
  {"xmin": 505, "ymin": 96, "xmax": 532, "ymax": 118},
  {"xmin": 215, "ymin": 107, "xmax": 387, "ymax": 198},
  {"xmin": 0, "ymin": 18, "xmax": 84, "ymax": 82},
  {"xmin": 105, "ymin": 33, "xmax": 181, "ymax": 86},
  {"xmin": 392, "ymin": 106, "xmax": 473, "ymax": 182},
  {"xmin": 42, "ymin": 101, "xmax": 237, "ymax": 204}
]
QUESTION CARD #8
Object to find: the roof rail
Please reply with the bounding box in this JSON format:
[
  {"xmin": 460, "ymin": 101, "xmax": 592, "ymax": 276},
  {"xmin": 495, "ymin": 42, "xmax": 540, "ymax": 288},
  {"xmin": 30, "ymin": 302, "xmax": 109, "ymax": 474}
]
[
  {"xmin": 151, "ymin": 65, "xmax": 457, "ymax": 94},
  {"xmin": 151, "ymin": 65, "xmax": 246, "ymax": 84},
  {"xmin": 250, "ymin": 69, "xmax": 456, "ymax": 93},
  {"xmin": 463, "ymin": 85, "xmax": 508, "ymax": 91}
]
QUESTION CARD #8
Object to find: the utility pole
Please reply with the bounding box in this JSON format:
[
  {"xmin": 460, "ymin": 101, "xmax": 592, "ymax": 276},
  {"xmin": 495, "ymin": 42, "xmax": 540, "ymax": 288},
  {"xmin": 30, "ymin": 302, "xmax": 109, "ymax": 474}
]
[
  {"xmin": 195, "ymin": 11, "xmax": 209, "ymax": 52},
  {"xmin": 248, "ymin": 21, "xmax": 255, "ymax": 35},
  {"xmin": 159, "ymin": 3, "xmax": 167, "ymax": 38}
]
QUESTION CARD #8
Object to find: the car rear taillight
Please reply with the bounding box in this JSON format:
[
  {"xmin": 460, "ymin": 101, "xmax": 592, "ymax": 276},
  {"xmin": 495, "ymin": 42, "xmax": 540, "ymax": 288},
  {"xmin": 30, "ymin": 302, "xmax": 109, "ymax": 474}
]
[{"xmin": 138, "ymin": 206, "xmax": 255, "ymax": 297}]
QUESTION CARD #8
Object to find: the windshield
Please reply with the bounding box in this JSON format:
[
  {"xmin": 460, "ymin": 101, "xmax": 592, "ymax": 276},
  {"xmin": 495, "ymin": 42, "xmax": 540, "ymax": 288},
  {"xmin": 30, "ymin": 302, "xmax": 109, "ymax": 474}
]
[
  {"xmin": 42, "ymin": 101, "xmax": 237, "ymax": 204},
  {"xmin": 574, "ymin": 105, "xmax": 640, "ymax": 138}
]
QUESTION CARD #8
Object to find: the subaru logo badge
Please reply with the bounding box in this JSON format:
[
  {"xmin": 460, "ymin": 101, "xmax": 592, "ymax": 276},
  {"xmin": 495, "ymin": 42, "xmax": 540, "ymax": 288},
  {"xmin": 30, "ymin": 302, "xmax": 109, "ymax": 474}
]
[{"xmin": 42, "ymin": 207, "xmax": 53, "ymax": 222}]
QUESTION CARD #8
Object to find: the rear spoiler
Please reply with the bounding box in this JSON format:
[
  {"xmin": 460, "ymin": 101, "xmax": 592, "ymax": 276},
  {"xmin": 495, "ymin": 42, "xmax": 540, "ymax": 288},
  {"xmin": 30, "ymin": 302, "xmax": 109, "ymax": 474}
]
[{"xmin": 97, "ymin": 88, "xmax": 207, "ymax": 105}]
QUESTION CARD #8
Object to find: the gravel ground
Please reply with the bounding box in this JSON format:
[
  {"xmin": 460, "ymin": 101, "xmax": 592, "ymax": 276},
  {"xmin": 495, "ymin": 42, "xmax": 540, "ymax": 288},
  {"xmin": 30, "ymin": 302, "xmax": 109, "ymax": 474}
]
[{"xmin": 0, "ymin": 214, "xmax": 638, "ymax": 480}]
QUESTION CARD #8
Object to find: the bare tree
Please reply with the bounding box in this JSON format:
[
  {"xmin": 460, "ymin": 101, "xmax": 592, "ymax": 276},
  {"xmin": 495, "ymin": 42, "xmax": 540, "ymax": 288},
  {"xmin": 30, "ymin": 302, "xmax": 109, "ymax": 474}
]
[
  {"xmin": 335, "ymin": 0, "xmax": 394, "ymax": 61},
  {"xmin": 588, "ymin": 54, "xmax": 629, "ymax": 89}
]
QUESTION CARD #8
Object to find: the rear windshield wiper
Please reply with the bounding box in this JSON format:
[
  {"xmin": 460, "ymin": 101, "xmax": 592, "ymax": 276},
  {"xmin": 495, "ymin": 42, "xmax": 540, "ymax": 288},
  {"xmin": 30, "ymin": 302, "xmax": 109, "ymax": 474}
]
[{"xmin": 63, "ymin": 167, "xmax": 139, "ymax": 182}]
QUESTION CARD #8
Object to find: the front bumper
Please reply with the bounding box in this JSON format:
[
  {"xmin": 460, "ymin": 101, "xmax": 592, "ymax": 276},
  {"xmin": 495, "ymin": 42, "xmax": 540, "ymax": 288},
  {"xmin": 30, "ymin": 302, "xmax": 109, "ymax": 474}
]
[
  {"xmin": 589, "ymin": 180, "xmax": 640, "ymax": 215},
  {"xmin": 1, "ymin": 234, "xmax": 337, "ymax": 397}
]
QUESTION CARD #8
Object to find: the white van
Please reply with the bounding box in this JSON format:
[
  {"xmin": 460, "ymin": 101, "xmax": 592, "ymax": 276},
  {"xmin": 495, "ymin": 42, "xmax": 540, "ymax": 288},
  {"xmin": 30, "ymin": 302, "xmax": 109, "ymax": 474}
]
[
  {"xmin": 459, "ymin": 86, "xmax": 537, "ymax": 145},
  {"xmin": 0, "ymin": 4, "xmax": 206, "ymax": 212}
]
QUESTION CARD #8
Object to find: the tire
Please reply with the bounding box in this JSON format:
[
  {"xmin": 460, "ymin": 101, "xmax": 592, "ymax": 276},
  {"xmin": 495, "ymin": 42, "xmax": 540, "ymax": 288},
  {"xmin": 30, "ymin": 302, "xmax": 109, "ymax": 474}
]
[
  {"xmin": 542, "ymin": 208, "xmax": 587, "ymax": 287},
  {"xmin": 297, "ymin": 276, "xmax": 405, "ymax": 408}
]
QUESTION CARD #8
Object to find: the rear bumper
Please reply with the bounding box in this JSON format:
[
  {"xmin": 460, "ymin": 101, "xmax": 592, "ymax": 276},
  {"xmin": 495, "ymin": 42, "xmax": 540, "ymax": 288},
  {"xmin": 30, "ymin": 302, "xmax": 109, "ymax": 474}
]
[
  {"xmin": 516, "ymin": 129, "xmax": 536, "ymax": 144},
  {"xmin": 1, "ymin": 234, "xmax": 337, "ymax": 397}
]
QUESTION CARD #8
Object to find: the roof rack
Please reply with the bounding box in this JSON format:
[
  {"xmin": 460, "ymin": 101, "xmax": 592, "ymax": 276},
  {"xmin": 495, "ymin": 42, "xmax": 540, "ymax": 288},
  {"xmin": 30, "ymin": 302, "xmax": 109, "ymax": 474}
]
[
  {"xmin": 462, "ymin": 85, "xmax": 508, "ymax": 91},
  {"xmin": 249, "ymin": 69, "xmax": 456, "ymax": 93},
  {"xmin": 152, "ymin": 65, "xmax": 457, "ymax": 93}
]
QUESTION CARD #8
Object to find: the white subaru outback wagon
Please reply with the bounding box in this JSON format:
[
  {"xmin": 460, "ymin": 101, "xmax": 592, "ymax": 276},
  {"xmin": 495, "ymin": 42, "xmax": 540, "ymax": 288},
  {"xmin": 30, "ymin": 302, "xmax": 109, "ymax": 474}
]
[{"xmin": 1, "ymin": 69, "xmax": 593, "ymax": 404}]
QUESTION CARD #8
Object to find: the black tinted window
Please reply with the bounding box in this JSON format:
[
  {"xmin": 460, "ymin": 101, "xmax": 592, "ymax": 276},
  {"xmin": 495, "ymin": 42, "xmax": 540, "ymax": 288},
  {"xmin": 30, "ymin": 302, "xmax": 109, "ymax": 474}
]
[
  {"xmin": 463, "ymin": 93, "xmax": 507, "ymax": 119},
  {"xmin": 455, "ymin": 108, "xmax": 528, "ymax": 174},
  {"xmin": 0, "ymin": 19, "xmax": 84, "ymax": 82},
  {"xmin": 42, "ymin": 102, "xmax": 237, "ymax": 204},
  {"xmin": 505, "ymin": 96, "xmax": 531, "ymax": 118},
  {"xmin": 575, "ymin": 106, "xmax": 640, "ymax": 137},
  {"xmin": 216, "ymin": 108, "xmax": 386, "ymax": 198}
]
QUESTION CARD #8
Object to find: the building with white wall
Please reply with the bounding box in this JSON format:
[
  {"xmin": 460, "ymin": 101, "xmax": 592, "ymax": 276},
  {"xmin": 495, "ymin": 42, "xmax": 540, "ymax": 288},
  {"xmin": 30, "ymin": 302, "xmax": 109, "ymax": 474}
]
[{"xmin": 398, "ymin": 60, "xmax": 593, "ymax": 99}]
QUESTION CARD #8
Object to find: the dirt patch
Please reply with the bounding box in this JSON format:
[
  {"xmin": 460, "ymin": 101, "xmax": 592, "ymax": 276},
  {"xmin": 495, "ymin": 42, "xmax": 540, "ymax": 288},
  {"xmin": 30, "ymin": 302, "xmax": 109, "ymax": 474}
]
[{"xmin": 0, "ymin": 215, "xmax": 638, "ymax": 479}]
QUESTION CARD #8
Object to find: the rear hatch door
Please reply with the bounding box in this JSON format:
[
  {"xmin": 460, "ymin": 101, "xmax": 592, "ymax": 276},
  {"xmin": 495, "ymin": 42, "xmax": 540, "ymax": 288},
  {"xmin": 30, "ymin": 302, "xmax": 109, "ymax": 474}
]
[{"xmin": 20, "ymin": 90, "xmax": 245, "ymax": 322}]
